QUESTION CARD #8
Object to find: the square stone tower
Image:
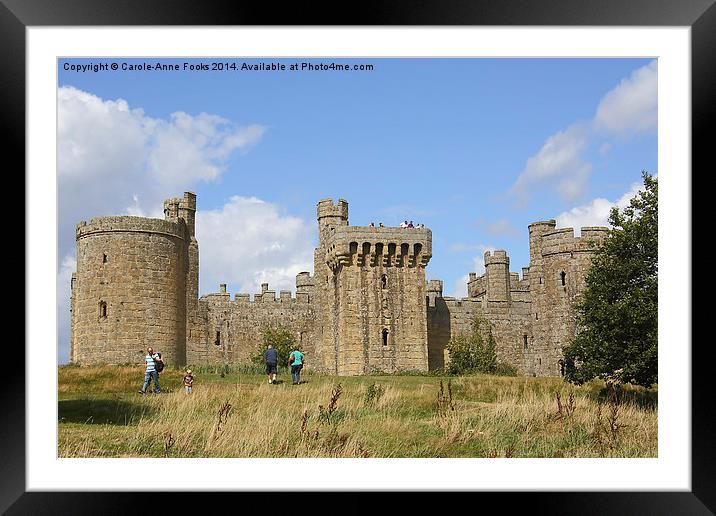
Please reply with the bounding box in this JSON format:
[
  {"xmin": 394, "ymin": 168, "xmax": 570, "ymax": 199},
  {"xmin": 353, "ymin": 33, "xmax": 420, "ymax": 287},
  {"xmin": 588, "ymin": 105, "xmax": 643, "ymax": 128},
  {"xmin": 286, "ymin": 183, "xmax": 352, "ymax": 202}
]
[{"xmin": 314, "ymin": 199, "xmax": 432, "ymax": 375}]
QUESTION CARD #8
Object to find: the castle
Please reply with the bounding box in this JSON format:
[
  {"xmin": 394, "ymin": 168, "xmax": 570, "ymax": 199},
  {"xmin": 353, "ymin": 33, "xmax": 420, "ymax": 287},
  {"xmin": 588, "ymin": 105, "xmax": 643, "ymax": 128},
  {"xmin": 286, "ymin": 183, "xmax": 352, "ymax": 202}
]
[{"xmin": 69, "ymin": 192, "xmax": 608, "ymax": 376}]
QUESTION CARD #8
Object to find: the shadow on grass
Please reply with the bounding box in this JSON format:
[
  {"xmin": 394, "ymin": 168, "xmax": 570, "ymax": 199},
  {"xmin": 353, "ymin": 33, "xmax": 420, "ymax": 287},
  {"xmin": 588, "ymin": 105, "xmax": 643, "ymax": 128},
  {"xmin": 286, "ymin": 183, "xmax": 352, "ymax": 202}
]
[
  {"xmin": 596, "ymin": 386, "xmax": 658, "ymax": 411},
  {"xmin": 59, "ymin": 398, "xmax": 157, "ymax": 425}
]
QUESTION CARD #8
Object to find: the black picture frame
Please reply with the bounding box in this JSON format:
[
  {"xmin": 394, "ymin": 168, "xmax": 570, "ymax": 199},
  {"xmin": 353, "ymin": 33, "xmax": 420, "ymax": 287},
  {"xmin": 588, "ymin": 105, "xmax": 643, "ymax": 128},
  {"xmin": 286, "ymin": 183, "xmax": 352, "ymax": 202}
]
[{"xmin": 6, "ymin": 0, "xmax": 706, "ymax": 512}]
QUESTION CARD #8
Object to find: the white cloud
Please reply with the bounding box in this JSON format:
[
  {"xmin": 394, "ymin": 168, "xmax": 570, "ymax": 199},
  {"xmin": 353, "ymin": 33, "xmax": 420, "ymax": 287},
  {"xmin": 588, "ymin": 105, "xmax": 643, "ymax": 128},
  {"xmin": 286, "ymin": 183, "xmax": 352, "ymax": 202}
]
[
  {"xmin": 57, "ymin": 86, "xmax": 265, "ymax": 261},
  {"xmin": 451, "ymin": 274, "xmax": 470, "ymax": 299},
  {"xmin": 57, "ymin": 86, "xmax": 266, "ymax": 362},
  {"xmin": 555, "ymin": 180, "xmax": 644, "ymax": 232},
  {"xmin": 594, "ymin": 60, "xmax": 658, "ymax": 137},
  {"xmin": 509, "ymin": 123, "xmax": 592, "ymax": 204},
  {"xmin": 196, "ymin": 196, "xmax": 315, "ymax": 297},
  {"xmin": 509, "ymin": 60, "xmax": 657, "ymax": 204}
]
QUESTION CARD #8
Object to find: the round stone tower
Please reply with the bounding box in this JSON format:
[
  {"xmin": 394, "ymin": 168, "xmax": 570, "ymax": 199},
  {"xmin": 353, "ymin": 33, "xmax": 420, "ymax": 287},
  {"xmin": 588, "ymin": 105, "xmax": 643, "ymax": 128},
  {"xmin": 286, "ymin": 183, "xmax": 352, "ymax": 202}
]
[
  {"xmin": 531, "ymin": 225, "xmax": 609, "ymax": 375},
  {"xmin": 71, "ymin": 215, "xmax": 190, "ymax": 366}
]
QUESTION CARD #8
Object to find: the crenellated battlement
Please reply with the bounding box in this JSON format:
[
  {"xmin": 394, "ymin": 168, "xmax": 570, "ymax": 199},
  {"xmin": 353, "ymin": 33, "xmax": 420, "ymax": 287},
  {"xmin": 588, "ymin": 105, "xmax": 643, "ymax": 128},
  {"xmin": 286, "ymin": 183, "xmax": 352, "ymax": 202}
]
[
  {"xmin": 324, "ymin": 226, "xmax": 432, "ymax": 270},
  {"xmin": 540, "ymin": 226, "xmax": 609, "ymax": 256},
  {"xmin": 76, "ymin": 216, "xmax": 186, "ymax": 241},
  {"xmin": 484, "ymin": 249, "xmax": 509, "ymax": 265},
  {"xmin": 317, "ymin": 198, "xmax": 349, "ymax": 220},
  {"xmin": 201, "ymin": 283, "xmax": 312, "ymax": 305}
]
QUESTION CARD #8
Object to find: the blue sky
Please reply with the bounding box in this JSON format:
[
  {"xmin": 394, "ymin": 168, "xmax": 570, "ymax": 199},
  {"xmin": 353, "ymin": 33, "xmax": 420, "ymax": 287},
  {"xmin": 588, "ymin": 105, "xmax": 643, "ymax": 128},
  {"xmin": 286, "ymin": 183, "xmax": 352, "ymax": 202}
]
[{"xmin": 57, "ymin": 58, "xmax": 657, "ymax": 362}]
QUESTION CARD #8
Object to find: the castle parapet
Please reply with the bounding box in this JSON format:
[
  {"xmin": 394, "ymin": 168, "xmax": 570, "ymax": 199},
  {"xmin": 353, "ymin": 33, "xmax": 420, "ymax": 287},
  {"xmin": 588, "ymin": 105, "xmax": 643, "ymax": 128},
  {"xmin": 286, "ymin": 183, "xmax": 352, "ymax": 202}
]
[
  {"xmin": 324, "ymin": 226, "xmax": 432, "ymax": 270},
  {"xmin": 467, "ymin": 274, "xmax": 486, "ymax": 298},
  {"xmin": 540, "ymin": 226, "xmax": 608, "ymax": 256},
  {"xmin": 201, "ymin": 283, "xmax": 312, "ymax": 305},
  {"xmin": 76, "ymin": 216, "xmax": 186, "ymax": 241},
  {"xmin": 317, "ymin": 198, "xmax": 349, "ymax": 221}
]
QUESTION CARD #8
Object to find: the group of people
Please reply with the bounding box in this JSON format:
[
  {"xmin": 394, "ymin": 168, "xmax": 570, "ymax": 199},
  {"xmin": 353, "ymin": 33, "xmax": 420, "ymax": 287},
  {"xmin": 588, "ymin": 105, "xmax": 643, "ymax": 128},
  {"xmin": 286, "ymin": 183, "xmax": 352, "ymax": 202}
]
[
  {"xmin": 263, "ymin": 344, "xmax": 305, "ymax": 385},
  {"xmin": 138, "ymin": 344, "xmax": 304, "ymax": 394},
  {"xmin": 366, "ymin": 221, "xmax": 425, "ymax": 229}
]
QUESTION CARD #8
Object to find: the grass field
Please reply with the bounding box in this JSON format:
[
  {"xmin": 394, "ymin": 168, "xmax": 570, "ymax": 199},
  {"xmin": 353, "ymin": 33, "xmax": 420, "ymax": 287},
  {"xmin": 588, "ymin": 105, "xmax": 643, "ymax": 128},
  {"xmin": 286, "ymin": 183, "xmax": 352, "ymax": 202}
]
[{"xmin": 58, "ymin": 364, "xmax": 657, "ymax": 458}]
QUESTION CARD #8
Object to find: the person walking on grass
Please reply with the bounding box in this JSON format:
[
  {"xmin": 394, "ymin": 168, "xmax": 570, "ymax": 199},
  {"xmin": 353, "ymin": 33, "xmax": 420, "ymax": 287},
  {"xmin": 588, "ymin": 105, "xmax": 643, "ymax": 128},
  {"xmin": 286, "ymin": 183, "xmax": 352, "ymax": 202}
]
[
  {"xmin": 264, "ymin": 344, "xmax": 278, "ymax": 384},
  {"xmin": 139, "ymin": 346, "xmax": 162, "ymax": 394},
  {"xmin": 289, "ymin": 348, "xmax": 305, "ymax": 385},
  {"xmin": 183, "ymin": 369, "xmax": 194, "ymax": 394}
]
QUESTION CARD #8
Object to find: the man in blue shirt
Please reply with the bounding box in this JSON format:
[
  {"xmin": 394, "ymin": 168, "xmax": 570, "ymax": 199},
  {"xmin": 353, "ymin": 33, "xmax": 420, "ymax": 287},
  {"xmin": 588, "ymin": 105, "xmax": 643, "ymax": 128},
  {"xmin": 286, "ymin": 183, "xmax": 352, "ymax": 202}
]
[
  {"xmin": 139, "ymin": 346, "xmax": 162, "ymax": 394},
  {"xmin": 264, "ymin": 344, "xmax": 278, "ymax": 384}
]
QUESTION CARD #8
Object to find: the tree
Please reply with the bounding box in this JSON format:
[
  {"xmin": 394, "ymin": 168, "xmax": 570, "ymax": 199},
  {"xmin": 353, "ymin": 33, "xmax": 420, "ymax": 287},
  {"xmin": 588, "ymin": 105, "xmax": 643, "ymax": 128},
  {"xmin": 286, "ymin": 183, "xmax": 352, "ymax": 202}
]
[
  {"xmin": 446, "ymin": 315, "xmax": 498, "ymax": 374},
  {"xmin": 564, "ymin": 172, "xmax": 658, "ymax": 387},
  {"xmin": 251, "ymin": 326, "xmax": 296, "ymax": 369}
]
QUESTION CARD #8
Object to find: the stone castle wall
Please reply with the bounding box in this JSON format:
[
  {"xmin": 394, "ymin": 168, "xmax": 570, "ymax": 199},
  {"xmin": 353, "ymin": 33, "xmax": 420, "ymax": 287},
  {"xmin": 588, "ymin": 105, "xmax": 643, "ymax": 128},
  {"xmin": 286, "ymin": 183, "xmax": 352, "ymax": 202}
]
[
  {"xmin": 70, "ymin": 192, "xmax": 607, "ymax": 377},
  {"xmin": 72, "ymin": 216, "xmax": 189, "ymax": 365},
  {"xmin": 324, "ymin": 225, "xmax": 432, "ymax": 374},
  {"xmin": 188, "ymin": 283, "xmax": 316, "ymax": 366}
]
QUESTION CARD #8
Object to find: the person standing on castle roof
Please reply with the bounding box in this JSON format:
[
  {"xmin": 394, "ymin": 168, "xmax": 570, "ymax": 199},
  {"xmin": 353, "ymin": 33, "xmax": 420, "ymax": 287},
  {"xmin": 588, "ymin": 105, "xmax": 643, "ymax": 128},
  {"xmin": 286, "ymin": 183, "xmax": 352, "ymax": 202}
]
[
  {"xmin": 264, "ymin": 344, "xmax": 278, "ymax": 384},
  {"xmin": 138, "ymin": 346, "xmax": 162, "ymax": 394},
  {"xmin": 289, "ymin": 348, "xmax": 305, "ymax": 385},
  {"xmin": 408, "ymin": 221, "xmax": 414, "ymax": 228},
  {"xmin": 369, "ymin": 222, "xmax": 375, "ymax": 227},
  {"xmin": 379, "ymin": 222, "xmax": 384, "ymax": 227},
  {"xmin": 400, "ymin": 220, "xmax": 408, "ymax": 228}
]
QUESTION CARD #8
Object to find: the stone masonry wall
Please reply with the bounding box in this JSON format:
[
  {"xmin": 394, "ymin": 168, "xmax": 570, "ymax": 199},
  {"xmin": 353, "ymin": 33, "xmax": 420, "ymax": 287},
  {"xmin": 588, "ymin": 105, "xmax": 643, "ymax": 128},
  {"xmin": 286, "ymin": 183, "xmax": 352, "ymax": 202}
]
[
  {"xmin": 325, "ymin": 225, "xmax": 432, "ymax": 375},
  {"xmin": 190, "ymin": 283, "xmax": 316, "ymax": 366},
  {"xmin": 72, "ymin": 216, "xmax": 188, "ymax": 366},
  {"xmin": 531, "ymin": 226, "xmax": 608, "ymax": 376},
  {"xmin": 70, "ymin": 192, "xmax": 607, "ymax": 378}
]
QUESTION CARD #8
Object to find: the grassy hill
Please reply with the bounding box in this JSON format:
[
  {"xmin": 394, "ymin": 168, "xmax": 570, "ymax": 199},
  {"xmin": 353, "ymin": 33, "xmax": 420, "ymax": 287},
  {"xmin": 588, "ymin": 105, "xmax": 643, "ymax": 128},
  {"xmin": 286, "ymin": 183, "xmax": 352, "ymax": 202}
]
[{"xmin": 58, "ymin": 364, "xmax": 657, "ymax": 458}]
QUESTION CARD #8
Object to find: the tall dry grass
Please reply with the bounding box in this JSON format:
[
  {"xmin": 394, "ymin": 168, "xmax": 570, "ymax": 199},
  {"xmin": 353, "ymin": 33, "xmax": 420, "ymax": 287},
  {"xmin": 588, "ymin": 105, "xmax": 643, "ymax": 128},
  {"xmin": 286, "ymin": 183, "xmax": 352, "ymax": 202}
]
[{"xmin": 58, "ymin": 365, "xmax": 657, "ymax": 458}]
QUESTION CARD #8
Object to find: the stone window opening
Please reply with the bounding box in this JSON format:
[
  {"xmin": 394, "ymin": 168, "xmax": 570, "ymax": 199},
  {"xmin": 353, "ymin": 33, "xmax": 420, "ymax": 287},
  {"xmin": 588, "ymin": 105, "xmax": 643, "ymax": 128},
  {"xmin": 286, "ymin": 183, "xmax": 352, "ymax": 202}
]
[
  {"xmin": 381, "ymin": 274, "xmax": 387, "ymax": 289},
  {"xmin": 523, "ymin": 334, "xmax": 528, "ymax": 350},
  {"xmin": 102, "ymin": 253, "xmax": 108, "ymax": 264},
  {"xmin": 214, "ymin": 331, "xmax": 221, "ymax": 347},
  {"xmin": 382, "ymin": 328, "xmax": 389, "ymax": 346},
  {"xmin": 535, "ymin": 313, "xmax": 539, "ymax": 320},
  {"xmin": 99, "ymin": 301, "xmax": 107, "ymax": 319},
  {"xmin": 560, "ymin": 271, "xmax": 566, "ymax": 286}
]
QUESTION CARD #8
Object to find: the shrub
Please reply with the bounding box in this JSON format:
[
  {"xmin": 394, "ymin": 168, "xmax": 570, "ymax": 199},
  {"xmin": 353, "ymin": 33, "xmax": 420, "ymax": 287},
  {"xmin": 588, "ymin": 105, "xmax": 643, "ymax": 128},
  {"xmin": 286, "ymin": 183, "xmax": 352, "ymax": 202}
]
[
  {"xmin": 250, "ymin": 326, "xmax": 297, "ymax": 369},
  {"xmin": 493, "ymin": 362, "xmax": 519, "ymax": 377},
  {"xmin": 446, "ymin": 315, "xmax": 498, "ymax": 374}
]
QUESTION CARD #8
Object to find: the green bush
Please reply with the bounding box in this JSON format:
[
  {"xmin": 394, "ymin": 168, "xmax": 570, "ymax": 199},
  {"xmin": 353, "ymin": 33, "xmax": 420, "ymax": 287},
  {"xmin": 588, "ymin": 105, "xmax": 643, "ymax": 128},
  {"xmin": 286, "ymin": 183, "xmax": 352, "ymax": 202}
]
[
  {"xmin": 493, "ymin": 362, "xmax": 519, "ymax": 377},
  {"xmin": 446, "ymin": 315, "xmax": 499, "ymax": 375},
  {"xmin": 250, "ymin": 326, "xmax": 297, "ymax": 368}
]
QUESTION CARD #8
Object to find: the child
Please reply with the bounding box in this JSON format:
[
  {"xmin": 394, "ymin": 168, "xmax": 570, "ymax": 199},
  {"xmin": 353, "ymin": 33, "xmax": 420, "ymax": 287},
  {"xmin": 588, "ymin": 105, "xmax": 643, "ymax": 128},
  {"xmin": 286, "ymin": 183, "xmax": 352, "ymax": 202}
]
[{"xmin": 183, "ymin": 369, "xmax": 194, "ymax": 394}]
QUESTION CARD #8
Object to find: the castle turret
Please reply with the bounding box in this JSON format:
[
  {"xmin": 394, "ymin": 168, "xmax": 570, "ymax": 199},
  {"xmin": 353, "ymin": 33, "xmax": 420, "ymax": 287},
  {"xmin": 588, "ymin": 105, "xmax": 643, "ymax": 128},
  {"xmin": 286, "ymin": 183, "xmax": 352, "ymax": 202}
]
[
  {"xmin": 321, "ymin": 223, "xmax": 433, "ymax": 375},
  {"xmin": 164, "ymin": 192, "xmax": 196, "ymax": 237},
  {"xmin": 178, "ymin": 191, "xmax": 196, "ymax": 237},
  {"xmin": 427, "ymin": 279, "xmax": 443, "ymax": 307},
  {"xmin": 317, "ymin": 198, "xmax": 349, "ymax": 243},
  {"xmin": 529, "ymin": 223, "xmax": 608, "ymax": 376},
  {"xmin": 73, "ymin": 215, "xmax": 190, "ymax": 366},
  {"xmin": 484, "ymin": 250, "xmax": 511, "ymax": 303}
]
